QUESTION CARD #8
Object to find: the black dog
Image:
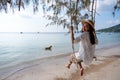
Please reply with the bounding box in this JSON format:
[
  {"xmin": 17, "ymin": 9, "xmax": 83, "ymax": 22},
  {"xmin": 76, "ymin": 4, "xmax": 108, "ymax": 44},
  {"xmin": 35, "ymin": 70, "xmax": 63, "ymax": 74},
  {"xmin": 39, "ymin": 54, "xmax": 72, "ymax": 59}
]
[{"xmin": 45, "ymin": 45, "xmax": 52, "ymax": 51}]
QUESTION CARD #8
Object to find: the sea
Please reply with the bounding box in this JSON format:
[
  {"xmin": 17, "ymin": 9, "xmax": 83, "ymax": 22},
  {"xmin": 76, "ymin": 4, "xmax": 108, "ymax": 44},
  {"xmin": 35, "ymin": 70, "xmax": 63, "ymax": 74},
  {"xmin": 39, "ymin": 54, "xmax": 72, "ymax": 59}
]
[{"xmin": 0, "ymin": 32, "xmax": 120, "ymax": 70}]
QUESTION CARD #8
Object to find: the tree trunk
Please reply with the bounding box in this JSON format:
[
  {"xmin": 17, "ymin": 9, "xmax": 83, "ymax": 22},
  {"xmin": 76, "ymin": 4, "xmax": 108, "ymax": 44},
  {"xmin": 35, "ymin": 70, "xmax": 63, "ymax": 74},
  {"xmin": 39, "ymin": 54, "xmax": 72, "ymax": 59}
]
[{"xmin": 91, "ymin": 0, "xmax": 94, "ymax": 21}]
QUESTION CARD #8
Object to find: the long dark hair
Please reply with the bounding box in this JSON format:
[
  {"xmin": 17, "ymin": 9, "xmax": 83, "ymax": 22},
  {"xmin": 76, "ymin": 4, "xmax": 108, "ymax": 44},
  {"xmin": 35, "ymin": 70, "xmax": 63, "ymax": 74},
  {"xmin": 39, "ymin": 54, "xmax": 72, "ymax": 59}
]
[{"xmin": 88, "ymin": 24, "xmax": 95, "ymax": 45}]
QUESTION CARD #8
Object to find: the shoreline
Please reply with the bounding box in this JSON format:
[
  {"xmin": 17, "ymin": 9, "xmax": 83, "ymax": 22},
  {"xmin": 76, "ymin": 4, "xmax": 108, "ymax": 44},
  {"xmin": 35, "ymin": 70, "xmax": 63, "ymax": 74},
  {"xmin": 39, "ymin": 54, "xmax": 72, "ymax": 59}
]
[
  {"xmin": 0, "ymin": 44, "xmax": 120, "ymax": 80},
  {"xmin": 0, "ymin": 43, "xmax": 119, "ymax": 70}
]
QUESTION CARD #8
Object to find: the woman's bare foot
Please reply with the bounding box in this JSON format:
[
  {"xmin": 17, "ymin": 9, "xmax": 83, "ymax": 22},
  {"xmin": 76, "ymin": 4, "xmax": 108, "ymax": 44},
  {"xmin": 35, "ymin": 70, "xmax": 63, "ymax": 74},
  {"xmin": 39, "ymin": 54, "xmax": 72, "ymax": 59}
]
[
  {"xmin": 80, "ymin": 68, "xmax": 84, "ymax": 76},
  {"xmin": 66, "ymin": 63, "xmax": 71, "ymax": 69}
]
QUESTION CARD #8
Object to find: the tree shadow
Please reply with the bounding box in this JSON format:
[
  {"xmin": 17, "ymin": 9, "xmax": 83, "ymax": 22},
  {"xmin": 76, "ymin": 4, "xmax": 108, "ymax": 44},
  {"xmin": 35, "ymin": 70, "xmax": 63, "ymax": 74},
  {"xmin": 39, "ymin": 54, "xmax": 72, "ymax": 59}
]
[{"xmin": 112, "ymin": 55, "xmax": 120, "ymax": 58}]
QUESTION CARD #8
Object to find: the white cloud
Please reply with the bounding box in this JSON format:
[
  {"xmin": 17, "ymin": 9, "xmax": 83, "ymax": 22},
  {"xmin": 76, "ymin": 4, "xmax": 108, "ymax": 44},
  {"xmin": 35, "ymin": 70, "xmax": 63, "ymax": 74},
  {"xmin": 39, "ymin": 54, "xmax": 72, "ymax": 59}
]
[
  {"xmin": 97, "ymin": 0, "xmax": 116, "ymax": 12},
  {"xmin": 106, "ymin": 19, "xmax": 120, "ymax": 25},
  {"xmin": 0, "ymin": 10, "xmax": 68, "ymax": 32}
]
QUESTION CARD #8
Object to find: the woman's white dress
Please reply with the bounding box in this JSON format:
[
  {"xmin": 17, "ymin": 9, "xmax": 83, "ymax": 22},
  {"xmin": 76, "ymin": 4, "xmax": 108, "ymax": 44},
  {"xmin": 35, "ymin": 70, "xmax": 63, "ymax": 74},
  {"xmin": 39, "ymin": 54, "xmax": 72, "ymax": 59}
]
[{"xmin": 74, "ymin": 32, "xmax": 97, "ymax": 65}]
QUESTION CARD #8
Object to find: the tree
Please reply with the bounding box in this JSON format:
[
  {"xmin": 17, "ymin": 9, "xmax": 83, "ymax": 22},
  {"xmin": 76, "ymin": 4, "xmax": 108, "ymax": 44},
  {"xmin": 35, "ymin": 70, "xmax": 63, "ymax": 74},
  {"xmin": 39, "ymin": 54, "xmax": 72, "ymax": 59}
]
[
  {"xmin": 0, "ymin": 0, "xmax": 39, "ymax": 13},
  {"xmin": 42, "ymin": 0, "xmax": 91, "ymax": 30},
  {"xmin": 113, "ymin": 0, "xmax": 120, "ymax": 16}
]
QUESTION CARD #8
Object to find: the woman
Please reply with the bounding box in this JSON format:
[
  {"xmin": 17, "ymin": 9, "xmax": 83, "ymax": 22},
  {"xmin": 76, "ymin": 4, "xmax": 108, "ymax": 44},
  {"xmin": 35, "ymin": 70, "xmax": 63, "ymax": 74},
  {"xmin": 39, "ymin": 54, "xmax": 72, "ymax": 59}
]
[{"xmin": 66, "ymin": 20, "xmax": 98, "ymax": 76}]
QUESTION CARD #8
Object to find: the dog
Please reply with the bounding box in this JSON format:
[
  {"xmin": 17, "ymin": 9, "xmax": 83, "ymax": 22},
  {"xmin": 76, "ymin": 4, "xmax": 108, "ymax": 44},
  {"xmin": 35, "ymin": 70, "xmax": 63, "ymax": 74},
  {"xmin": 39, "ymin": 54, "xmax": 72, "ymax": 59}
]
[{"xmin": 45, "ymin": 45, "xmax": 52, "ymax": 51}]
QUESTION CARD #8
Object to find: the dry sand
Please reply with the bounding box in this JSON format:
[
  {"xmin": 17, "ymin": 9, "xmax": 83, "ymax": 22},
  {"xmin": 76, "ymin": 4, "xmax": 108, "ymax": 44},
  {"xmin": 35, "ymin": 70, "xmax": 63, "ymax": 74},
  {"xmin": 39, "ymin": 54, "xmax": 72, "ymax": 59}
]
[{"xmin": 0, "ymin": 45, "xmax": 120, "ymax": 80}]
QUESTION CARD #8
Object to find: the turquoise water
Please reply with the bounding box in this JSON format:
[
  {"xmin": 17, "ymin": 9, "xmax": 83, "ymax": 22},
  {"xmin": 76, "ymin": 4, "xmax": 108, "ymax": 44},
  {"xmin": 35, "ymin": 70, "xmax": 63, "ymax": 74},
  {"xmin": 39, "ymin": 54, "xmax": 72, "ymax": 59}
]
[{"xmin": 0, "ymin": 32, "xmax": 120, "ymax": 69}]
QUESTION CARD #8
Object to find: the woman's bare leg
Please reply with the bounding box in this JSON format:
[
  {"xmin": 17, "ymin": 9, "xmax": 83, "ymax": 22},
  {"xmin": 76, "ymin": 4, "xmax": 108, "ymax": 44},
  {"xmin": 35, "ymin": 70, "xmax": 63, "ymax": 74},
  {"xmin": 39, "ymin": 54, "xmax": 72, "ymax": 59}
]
[
  {"xmin": 66, "ymin": 61, "xmax": 72, "ymax": 69},
  {"xmin": 78, "ymin": 61, "xmax": 84, "ymax": 76},
  {"xmin": 66, "ymin": 54, "xmax": 75, "ymax": 69}
]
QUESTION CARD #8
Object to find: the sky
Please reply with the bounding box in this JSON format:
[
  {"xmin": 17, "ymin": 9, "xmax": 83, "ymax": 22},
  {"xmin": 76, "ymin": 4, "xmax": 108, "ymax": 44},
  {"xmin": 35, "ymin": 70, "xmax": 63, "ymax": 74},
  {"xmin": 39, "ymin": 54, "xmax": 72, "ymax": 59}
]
[{"xmin": 0, "ymin": 0, "xmax": 120, "ymax": 32}]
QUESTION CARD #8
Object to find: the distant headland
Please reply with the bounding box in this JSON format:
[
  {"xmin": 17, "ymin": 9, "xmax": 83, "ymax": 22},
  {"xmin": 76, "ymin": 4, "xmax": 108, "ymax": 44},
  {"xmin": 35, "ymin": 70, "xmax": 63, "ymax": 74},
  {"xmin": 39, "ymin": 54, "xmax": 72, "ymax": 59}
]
[{"xmin": 97, "ymin": 24, "xmax": 120, "ymax": 32}]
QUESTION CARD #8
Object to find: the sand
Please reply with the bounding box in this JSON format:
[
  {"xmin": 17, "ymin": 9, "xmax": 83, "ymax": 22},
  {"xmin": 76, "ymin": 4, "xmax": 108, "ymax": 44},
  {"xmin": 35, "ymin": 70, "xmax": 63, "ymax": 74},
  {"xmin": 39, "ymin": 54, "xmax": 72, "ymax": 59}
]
[{"xmin": 0, "ymin": 44, "xmax": 120, "ymax": 80}]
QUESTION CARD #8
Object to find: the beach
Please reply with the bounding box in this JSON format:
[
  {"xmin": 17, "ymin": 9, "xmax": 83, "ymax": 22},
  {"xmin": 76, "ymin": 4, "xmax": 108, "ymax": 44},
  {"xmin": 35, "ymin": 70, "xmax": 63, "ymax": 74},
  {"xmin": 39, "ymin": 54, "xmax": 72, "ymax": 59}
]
[{"xmin": 0, "ymin": 44, "xmax": 120, "ymax": 80}]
